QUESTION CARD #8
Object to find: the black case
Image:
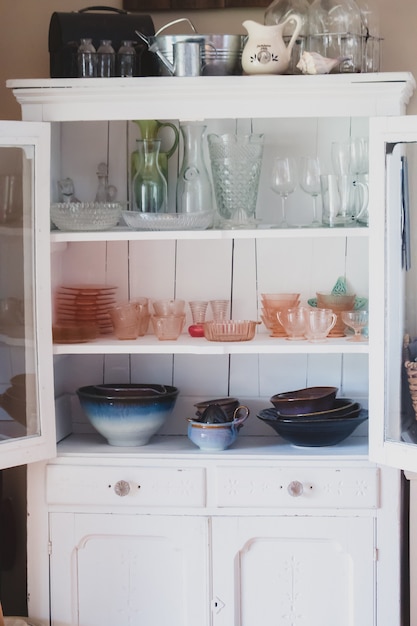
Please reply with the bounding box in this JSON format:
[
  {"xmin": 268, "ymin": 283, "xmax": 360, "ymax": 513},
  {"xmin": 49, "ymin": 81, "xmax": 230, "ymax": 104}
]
[{"xmin": 48, "ymin": 5, "xmax": 158, "ymax": 78}]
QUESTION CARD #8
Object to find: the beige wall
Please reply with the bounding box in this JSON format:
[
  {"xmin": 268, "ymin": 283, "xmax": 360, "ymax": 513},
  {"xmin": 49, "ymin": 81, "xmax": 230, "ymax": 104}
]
[{"xmin": 1, "ymin": 0, "xmax": 416, "ymax": 120}]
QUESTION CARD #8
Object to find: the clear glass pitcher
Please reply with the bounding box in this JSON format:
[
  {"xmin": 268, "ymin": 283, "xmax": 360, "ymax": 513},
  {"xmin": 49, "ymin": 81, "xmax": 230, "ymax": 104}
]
[
  {"xmin": 132, "ymin": 139, "xmax": 168, "ymax": 213},
  {"xmin": 176, "ymin": 122, "xmax": 213, "ymax": 214}
]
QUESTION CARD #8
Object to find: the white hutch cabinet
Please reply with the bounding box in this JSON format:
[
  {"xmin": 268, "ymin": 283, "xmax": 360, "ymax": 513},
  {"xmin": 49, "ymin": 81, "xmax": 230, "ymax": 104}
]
[{"xmin": 7, "ymin": 73, "xmax": 416, "ymax": 626}]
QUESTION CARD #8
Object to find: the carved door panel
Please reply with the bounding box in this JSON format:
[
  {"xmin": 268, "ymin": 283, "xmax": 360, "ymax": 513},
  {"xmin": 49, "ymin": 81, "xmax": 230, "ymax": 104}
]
[{"xmin": 211, "ymin": 516, "xmax": 374, "ymax": 626}]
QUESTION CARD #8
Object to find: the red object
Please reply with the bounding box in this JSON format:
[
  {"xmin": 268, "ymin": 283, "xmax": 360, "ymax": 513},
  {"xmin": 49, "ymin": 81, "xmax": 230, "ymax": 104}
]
[{"xmin": 188, "ymin": 324, "xmax": 205, "ymax": 337}]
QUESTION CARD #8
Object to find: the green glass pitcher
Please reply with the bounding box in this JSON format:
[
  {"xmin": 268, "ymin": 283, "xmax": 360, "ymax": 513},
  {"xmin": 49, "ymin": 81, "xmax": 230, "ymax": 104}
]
[{"xmin": 131, "ymin": 119, "xmax": 179, "ymax": 184}]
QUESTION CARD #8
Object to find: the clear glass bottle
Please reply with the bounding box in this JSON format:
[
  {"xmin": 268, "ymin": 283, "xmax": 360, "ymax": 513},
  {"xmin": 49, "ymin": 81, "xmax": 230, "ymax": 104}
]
[
  {"xmin": 117, "ymin": 40, "xmax": 136, "ymax": 77},
  {"xmin": 97, "ymin": 39, "xmax": 115, "ymax": 78},
  {"xmin": 264, "ymin": 0, "xmax": 310, "ymax": 74},
  {"xmin": 132, "ymin": 139, "xmax": 168, "ymax": 213},
  {"xmin": 308, "ymin": 0, "xmax": 363, "ymax": 73},
  {"xmin": 176, "ymin": 122, "xmax": 213, "ymax": 214},
  {"xmin": 77, "ymin": 38, "xmax": 97, "ymax": 78}
]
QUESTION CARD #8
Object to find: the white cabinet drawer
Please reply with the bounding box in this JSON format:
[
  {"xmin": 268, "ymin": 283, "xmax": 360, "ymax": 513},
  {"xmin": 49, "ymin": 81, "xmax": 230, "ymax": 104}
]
[
  {"xmin": 46, "ymin": 465, "xmax": 206, "ymax": 507},
  {"xmin": 215, "ymin": 466, "xmax": 379, "ymax": 509}
]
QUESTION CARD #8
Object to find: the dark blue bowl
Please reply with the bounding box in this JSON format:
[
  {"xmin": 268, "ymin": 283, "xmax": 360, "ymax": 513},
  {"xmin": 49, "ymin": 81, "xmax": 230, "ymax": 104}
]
[{"xmin": 257, "ymin": 408, "xmax": 368, "ymax": 447}]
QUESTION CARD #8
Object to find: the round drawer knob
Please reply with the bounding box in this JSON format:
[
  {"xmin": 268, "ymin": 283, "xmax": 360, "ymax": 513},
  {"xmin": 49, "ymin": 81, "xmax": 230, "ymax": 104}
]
[
  {"xmin": 287, "ymin": 480, "xmax": 303, "ymax": 497},
  {"xmin": 114, "ymin": 480, "xmax": 130, "ymax": 497}
]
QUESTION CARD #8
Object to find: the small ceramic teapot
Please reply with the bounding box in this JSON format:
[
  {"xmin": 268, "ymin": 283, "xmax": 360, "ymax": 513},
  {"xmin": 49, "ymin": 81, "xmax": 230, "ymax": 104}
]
[{"xmin": 241, "ymin": 18, "xmax": 302, "ymax": 75}]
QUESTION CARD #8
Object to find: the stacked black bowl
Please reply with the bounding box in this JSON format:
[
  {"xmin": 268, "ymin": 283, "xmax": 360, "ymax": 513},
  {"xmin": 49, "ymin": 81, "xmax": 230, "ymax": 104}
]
[{"xmin": 257, "ymin": 386, "xmax": 368, "ymax": 447}]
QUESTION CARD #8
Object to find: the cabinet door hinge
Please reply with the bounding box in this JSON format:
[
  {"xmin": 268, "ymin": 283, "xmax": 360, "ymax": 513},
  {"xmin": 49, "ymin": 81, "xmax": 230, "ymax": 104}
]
[
  {"xmin": 374, "ymin": 547, "xmax": 379, "ymax": 562},
  {"xmin": 48, "ymin": 540, "xmax": 52, "ymax": 556}
]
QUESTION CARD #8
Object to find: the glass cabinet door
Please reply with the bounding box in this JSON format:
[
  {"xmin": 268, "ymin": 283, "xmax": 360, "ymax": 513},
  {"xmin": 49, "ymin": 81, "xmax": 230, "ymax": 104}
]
[
  {"xmin": 0, "ymin": 121, "xmax": 55, "ymax": 469},
  {"xmin": 369, "ymin": 115, "xmax": 417, "ymax": 473}
]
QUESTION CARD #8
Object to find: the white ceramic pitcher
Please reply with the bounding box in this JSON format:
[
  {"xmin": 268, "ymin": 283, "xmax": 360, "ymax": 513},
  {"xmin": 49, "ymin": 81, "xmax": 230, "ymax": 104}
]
[{"xmin": 241, "ymin": 18, "xmax": 302, "ymax": 75}]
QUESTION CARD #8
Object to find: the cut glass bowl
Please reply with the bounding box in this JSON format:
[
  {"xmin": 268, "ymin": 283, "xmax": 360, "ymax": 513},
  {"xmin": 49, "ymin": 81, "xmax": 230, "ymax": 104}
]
[
  {"xmin": 122, "ymin": 211, "xmax": 214, "ymax": 231},
  {"xmin": 51, "ymin": 202, "xmax": 122, "ymax": 231}
]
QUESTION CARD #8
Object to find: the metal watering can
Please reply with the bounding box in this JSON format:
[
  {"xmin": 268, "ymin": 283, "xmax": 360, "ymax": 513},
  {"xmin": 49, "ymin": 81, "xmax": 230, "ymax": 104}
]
[{"xmin": 136, "ymin": 18, "xmax": 211, "ymax": 76}]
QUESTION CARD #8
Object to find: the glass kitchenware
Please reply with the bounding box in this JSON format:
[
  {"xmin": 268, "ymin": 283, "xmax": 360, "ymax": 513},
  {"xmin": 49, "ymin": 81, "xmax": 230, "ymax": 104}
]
[
  {"xmin": 305, "ymin": 307, "xmax": 337, "ymax": 342},
  {"xmin": 208, "ymin": 133, "xmax": 264, "ymax": 228},
  {"xmin": 308, "ymin": 0, "xmax": 363, "ymax": 73},
  {"xmin": 97, "ymin": 39, "xmax": 115, "ymax": 77},
  {"xmin": 264, "ymin": 0, "xmax": 310, "ymax": 74},
  {"xmin": 277, "ymin": 306, "xmax": 307, "ymax": 340},
  {"xmin": 77, "ymin": 38, "xmax": 97, "ymax": 78},
  {"xmin": 299, "ymin": 156, "xmax": 322, "ymax": 226},
  {"xmin": 109, "ymin": 302, "xmax": 139, "ymax": 340},
  {"xmin": 95, "ymin": 162, "xmax": 117, "ymax": 203},
  {"xmin": 132, "ymin": 139, "xmax": 168, "ymax": 213},
  {"xmin": 210, "ymin": 299, "xmax": 229, "ymax": 321},
  {"xmin": 176, "ymin": 122, "xmax": 214, "ymax": 214},
  {"xmin": 188, "ymin": 300, "xmax": 209, "ymax": 337},
  {"xmin": 153, "ymin": 299, "xmax": 185, "ymax": 316},
  {"xmin": 341, "ymin": 309, "xmax": 369, "ymax": 341},
  {"xmin": 270, "ymin": 156, "xmax": 298, "ymax": 228},
  {"xmin": 151, "ymin": 314, "xmax": 186, "ymax": 340},
  {"xmin": 132, "ymin": 119, "xmax": 179, "ymax": 186},
  {"xmin": 117, "ymin": 40, "xmax": 136, "ymax": 77}
]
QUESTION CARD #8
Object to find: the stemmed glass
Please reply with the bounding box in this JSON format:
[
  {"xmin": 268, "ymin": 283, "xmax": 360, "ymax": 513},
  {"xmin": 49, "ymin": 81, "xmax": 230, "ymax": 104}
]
[
  {"xmin": 341, "ymin": 310, "xmax": 369, "ymax": 342},
  {"xmin": 299, "ymin": 156, "xmax": 321, "ymax": 227},
  {"xmin": 270, "ymin": 156, "xmax": 297, "ymax": 228}
]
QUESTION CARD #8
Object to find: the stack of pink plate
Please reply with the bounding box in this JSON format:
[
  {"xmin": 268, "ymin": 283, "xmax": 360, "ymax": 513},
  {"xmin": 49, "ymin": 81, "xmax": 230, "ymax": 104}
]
[{"xmin": 54, "ymin": 284, "xmax": 118, "ymax": 337}]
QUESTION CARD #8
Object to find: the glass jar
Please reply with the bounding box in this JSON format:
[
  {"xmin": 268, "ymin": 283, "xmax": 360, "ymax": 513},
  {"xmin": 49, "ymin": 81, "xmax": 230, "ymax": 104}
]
[
  {"xmin": 97, "ymin": 40, "xmax": 115, "ymax": 78},
  {"xmin": 264, "ymin": 0, "xmax": 310, "ymax": 74},
  {"xmin": 77, "ymin": 38, "xmax": 97, "ymax": 78},
  {"xmin": 308, "ymin": 0, "xmax": 363, "ymax": 73},
  {"xmin": 117, "ymin": 40, "xmax": 136, "ymax": 77}
]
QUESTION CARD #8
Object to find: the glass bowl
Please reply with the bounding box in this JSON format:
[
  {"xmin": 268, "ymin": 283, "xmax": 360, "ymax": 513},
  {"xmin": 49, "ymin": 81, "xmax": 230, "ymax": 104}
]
[
  {"xmin": 122, "ymin": 211, "xmax": 214, "ymax": 231},
  {"xmin": 203, "ymin": 320, "xmax": 260, "ymax": 342},
  {"xmin": 51, "ymin": 202, "xmax": 122, "ymax": 231}
]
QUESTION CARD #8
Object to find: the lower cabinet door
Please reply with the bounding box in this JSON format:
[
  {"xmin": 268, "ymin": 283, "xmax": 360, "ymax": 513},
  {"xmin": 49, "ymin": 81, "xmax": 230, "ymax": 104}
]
[
  {"xmin": 211, "ymin": 516, "xmax": 375, "ymax": 626},
  {"xmin": 49, "ymin": 513, "xmax": 210, "ymax": 626}
]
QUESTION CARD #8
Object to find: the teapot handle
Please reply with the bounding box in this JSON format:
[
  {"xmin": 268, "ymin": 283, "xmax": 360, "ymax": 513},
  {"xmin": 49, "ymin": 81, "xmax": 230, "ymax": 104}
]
[
  {"xmin": 232, "ymin": 405, "xmax": 250, "ymax": 427},
  {"xmin": 281, "ymin": 14, "xmax": 303, "ymax": 54}
]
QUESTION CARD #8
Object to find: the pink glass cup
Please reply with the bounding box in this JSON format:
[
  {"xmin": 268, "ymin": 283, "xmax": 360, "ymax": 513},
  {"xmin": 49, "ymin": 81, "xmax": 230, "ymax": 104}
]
[
  {"xmin": 151, "ymin": 314, "xmax": 185, "ymax": 340},
  {"xmin": 305, "ymin": 308, "xmax": 337, "ymax": 342},
  {"xmin": 110, "ymin": 302, "xmax": 139, "ymax": 340},
  {"xmin": 277, "ymin": 306, "xmax": 307, "ymax": 341}
]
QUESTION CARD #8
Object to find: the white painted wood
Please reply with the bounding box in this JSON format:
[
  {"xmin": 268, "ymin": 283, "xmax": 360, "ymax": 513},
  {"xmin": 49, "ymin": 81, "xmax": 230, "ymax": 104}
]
[
  {"xmin": 211, "ymin": 515, "xmax": 375, "ymax": 626},
  {"xmin": 49, "ymin": 513, "xmax": 209, "ymax": 626},
  {"xmin": 7, "ymin": 74, "xmax": 414, "ymax": 626}
]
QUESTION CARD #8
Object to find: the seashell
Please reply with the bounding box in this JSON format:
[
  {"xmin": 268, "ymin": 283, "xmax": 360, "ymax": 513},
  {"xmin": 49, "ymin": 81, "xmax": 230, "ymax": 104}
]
[{"xmin": 296, "ymin": 51, "xmax": 349, "ymax": 75}]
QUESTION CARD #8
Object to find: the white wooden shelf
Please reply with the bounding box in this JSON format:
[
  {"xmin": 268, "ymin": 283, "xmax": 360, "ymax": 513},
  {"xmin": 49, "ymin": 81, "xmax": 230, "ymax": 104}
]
[
  {"xmin": 7, "ymin": 73, "xmax": 415, "ymax": 121},
  {"xmin": 52, "ymin": 334, "xmax": 369, "ymax": 355},
  {"xmin": 50, "ymin": 224, "xmax": 369, "ymax": 243}
]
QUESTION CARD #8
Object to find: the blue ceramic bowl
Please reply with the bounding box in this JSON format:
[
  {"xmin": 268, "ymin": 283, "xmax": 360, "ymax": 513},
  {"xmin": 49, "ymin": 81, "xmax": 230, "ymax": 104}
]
[
  {"xmin": 188, "ymin": 420, "xmax": 240, "ymax": 451},
  {"xmin": 77, "ymin": 384, "xmax": 178, "ymax": 447}
]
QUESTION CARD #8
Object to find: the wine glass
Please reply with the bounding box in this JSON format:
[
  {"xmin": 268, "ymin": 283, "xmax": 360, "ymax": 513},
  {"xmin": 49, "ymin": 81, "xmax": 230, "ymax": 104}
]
[
  {"xmin": 299, "ymin": 156, "xmax": 321, "ymax": 227},
  {"xmin": 341, "ymin": 310, "xmax": 369, "ymax": 342},
  {"xmin": 270, "ymin": 156, "xmax": 297, "ymax": 228}
]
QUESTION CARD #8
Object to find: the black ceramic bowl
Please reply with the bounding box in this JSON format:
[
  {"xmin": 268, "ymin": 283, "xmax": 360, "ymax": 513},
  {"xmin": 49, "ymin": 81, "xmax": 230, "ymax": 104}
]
[
  {"xmin": 257, "ymin": 408, "xmax": 368, "ymax": 447},
  {"xmin": 269, "ymin": 386, "xmax": 338, "ymax": 415}
]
